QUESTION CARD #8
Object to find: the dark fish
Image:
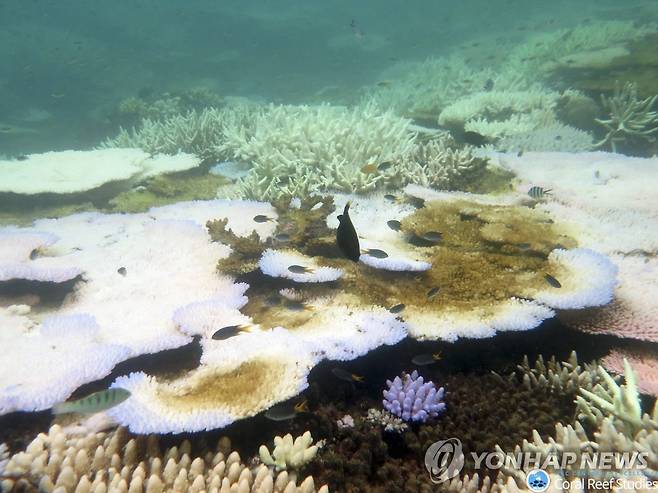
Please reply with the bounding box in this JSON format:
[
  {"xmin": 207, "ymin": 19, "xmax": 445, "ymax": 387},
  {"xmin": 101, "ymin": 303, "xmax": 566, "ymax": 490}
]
[
  {"xmin": 264, "ymin": 294, "xmax": 280, "ymax": 306},
  {"xmin": 253, "ymin": 215, "xmax": 272, "ymax": 223},
  {"xmin": 283, "ymin": 300, "xmax": 310, "ymax": 312},
  {"xmin": 363, "ymin": 248, "xmax": 388, "ymax": 259},
  {"xmin": 421, "ymin": 231, "xmax": 443, "ymax": 243},
  {"xmin": 463, "ymin": 131, "xmax": 487, "ymax": 147},
  {"xmin": 387, "ymin": 220, "xmax": 402, "ymax": 231},
  {"xmin": 264, "ymin": 400, "xmax": 308, "ymax": 421},
  {"xmin": 384, "ymin": 194, "xmax": 400, "ymax": 203},
  {"xmin": 53, "ymin": 388, "xmax": 131, "ymax": 415},
  {"xmin": 426, "ymin": 287, "xmax": 440, "ymax": 300},
  {"xmin": 378, "ymin": 161, "xmax": 393, "ymax": 171},
  {"xmin": 117, "ymin": 267, "xmax": 127, "ymax": 276},
  {"xmin": 517, "ymin": 149, "xmax": 524, "ymax": 157},
  {"xmin": 528, "ymin": 186, "xmax": 552, "ymax": 199},
  {"xmin": 15, "ymin": 154, "xmax": 28, "ymax": 161},
  {"xmin": 544, "ymin": 274, "xmax": 562, "ymax": 288},
  {"xmin": 411, "ymin": 352, "xmax": 442, "ymax": 366},
  {"xmin": 389, "ymin": 303, "xmax": 405, "ymax": 314},
  {"xmin": 212, "ymin": 324, "xmax": 249, "ymax": 340},
  {"xmin": 483, "ymin": 78, "xmax": 494, "ymax": 91},
  {"xmin": 288, "ymin": 264, "xmax": 313, "ymax": 274},
  {"xmin": 274, "ymin": 233, "xmax": 291, "ymax": 243},
  {"xmin": 336, "ymin": 202, "xmax": 361, "ymax": 262},
  {"xmin": 332, "ymin": 368, "xmax": 364, "ymax": 382}
]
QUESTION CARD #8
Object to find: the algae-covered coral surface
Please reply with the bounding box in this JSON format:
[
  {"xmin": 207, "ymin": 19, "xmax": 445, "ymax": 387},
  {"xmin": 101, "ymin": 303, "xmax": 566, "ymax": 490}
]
[{"xmin": 1, "ymin": 1, "xmax": 658, "ymax": 491}]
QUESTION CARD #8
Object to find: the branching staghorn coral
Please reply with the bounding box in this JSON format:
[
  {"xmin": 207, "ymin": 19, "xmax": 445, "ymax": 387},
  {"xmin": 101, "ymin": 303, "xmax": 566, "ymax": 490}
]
[
  {"xmin": 443, "ymin": 359, "xmax": 658, "ymax": 493},
  {"xmin": 102, "ymin": 102, "xmax": 258, "ymax": 160},
  {"xmin": 223, "ymin": 102, "xmax": 417, "ymax": 200},
  {"xmin": 494, "ymin": 350, "xmax": 607, "ymax": 395},
  {"xmin": 594, "ymin": 82, "xmax": 658, "ymax": 152},
  {"xmin": 577, "ymin": 359, "xmax": 658, "ymax": 436}
]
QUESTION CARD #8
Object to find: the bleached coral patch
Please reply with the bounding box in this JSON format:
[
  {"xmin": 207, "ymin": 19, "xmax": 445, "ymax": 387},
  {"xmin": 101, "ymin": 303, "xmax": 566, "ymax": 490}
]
[
  {"xmin": 406, "ymin": 298, "xmax": 555, "ymax": 342},
  {"xmin": 108, "ymin": 329, "xmax": 315, "ymax": 434},
  {"xmin": 0, "ymin": 312, "xmax": 130, "ymax": 414},
  {"xmin": 259, "ymin": 249, "xmax": 342, "ymax": 283},
  {"xmin": 0, "ymin": 230, "xmax": 81, "ymax": 282},
  {"xmin": 0, "ymin": 149, "xmax": 200, "ymax": 195},
  {"xmin": 531, "ymin": 249, "xmax": 617, "ymax": 310},
  {"xmin": 359, "ymin": 252, "xmax": 431, "ymax": 272}
]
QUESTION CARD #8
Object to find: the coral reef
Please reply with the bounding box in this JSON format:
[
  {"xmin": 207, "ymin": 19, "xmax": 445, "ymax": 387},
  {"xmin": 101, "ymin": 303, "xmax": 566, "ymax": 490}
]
[
  {"xmin": 259, "ymin": 432, "xmax": 323, "ymax": 471},
  {"xmin": 603, "ymin": 348, "xmax": 658, "ymax": 397},
  {"xmin": 503, "ymin": 350, "xmax": 607, "ymax": 394},
  {"xmin": 490, "ymin": 151, "xmax": 658, "ymax": 344},
  {"xmin": 382, "ymin": 370, "xmax": 445, "ymax": 423},
  {"xmin": 438, "ymin": 89, "xmax": 560, "ymax": 141},
  {"xmin": 0, "ymin": 425, "xmax": 328, "ymax": 492},
  {"xmin": 0, "ymin": 150, "xmax": 200, "ymax": 195},
  {"xmin": 0, "ymin": 200, "xmax": 275, "ymax": 415},
  {"xmin": 365, "ymin": 409, "xmax": 408, "ymax": 433},
  {"xmin": 594, "ymin": 82, "xmax": 658, "ymax": 152}
]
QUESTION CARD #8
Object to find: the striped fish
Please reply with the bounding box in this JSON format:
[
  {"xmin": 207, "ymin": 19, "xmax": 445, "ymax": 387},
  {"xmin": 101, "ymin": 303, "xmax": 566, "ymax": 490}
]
[
  {"xmin": 52, "ymin": 388, "xmax": 131, "ymax": 415},
  {"xmin": 528, "ymin": 186, "xmax": 552, "ymax": 199}
]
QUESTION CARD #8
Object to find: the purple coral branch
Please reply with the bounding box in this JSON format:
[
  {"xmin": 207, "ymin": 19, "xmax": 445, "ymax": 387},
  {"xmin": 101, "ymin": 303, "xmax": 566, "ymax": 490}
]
[{"xmin": 382, "ymin": 370, "xmax": 445, "ymax": 422}]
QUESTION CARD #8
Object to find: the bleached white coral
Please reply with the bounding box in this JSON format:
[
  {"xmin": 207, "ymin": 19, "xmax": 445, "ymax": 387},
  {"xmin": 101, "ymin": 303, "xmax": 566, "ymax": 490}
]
[
  {"xmin": 494, "ymin": 124, "xmax": 594, "ymax": 152},
  {"xmin": 0, "ymin": 312, "xmax": 131, "ymax": 414},
  {"xmin": 530, "ymin": 248, "xmax": 617, "ymax": 309},
  {"xmin": 1, "ymin": 425, "xmax": 329, "ymax": 493},
  {"xmin": 0, "ymin": 230, "xmax": 81, "ymax": 282},
  {"xmin": 0, "ymin": 149, "xmax": 200, "ymax": 195},
  {"xmin": 259, "ymin": 431, "xmax": 322, "ymax": 471},
  {"xmin": 222, "ymin": 102, "xmax": 417, "ymax": 200},
  {"xmin": 439, "ymin": 90, "xmax": 560, "ymax": 140},
  {"xmin": 259, "ymin": 249, "xmax": 342, "ymax": 283}
]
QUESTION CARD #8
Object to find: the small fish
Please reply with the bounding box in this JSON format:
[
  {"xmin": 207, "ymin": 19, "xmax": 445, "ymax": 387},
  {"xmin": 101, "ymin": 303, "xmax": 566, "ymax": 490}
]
[
  {"xmin": 336, "ymin": 202, "xmax": 361, "ymax": 262},
  {"xmin": 350, "ymin": 19, "xmax": 365, "ymax": 39},
  {"xmin": 274, "ymin": 233, "xmax": 291, "ymax": 243},
  {"xmin": 389, "ymin": 303, "xmax": 405, "ymax": 314},
  {"xmin": 117, "ymin": 267, "xmax": 127, "ymax": 276},
  {"xmin": 288, "ymin": 264, "xmax": 314, "ymax": 274},
  {"xmin": 253, "ymin": 215, "xmax": 272, "ymax": 223},
  {"xmin": 360, "ymin": 163, "xmax": 378, "ymax": 174},
  {"xmin": 544, "ymin": 274, "xmax": 562, "ymax": 288},
  {"xmin": 377, "ymin": 80, "xmax": 392, "ymax": 87},
  {"xmin": 426, "ymin": 287, "xmax": 440, "ymax": 300},
  {"xmin": 387, "ymin": 220, "xmax": 402, "ymax": 231},
  {"xmin": 483, "ymin": 78, "xmax": 494, "ymax": 91},
  {"xmin": 463, "ymin": 131, "xmax": 487, "ymax": 147},
  {"xmin": 332, "ymin": 368, "xmax": 364, "ymax": 383},
  {"xmin": 517, "ymin": 149, "xmax": 525, "ymax": 157},
  {"xmin": 363, "ymin": 248, "xmax": 389, "ymax": 259},
  {"xmin": 52, "ymin": 388, "xmax": 131, "ymax": 415},
  {"xmin": 212, "ymin": 324, "xmax": 250, "ymax": 340},
  {"xmin": 411, "ymin": 352, "xmax": 442, "ymax": 366},
  {"xmin": 264, "ymin": 399, "xmax": 308, "ymax": 421},
  {"xmin": 421, "ymin": 231, "xmax": 443, "ymax": 243},
  {"xmin": 384, "ymin": 194, "xmax": 401, "ymax": 203},
  {"xmin": 283, "ymin": 300, "xmax": 310, "ymax": 312},
  {"xmin": 378, "ymin": 161, "xmax": 393, "ymax": 171},
  {"xmin": 528, "ymin": 186, "xmax": 552, "ymax": 199}
]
